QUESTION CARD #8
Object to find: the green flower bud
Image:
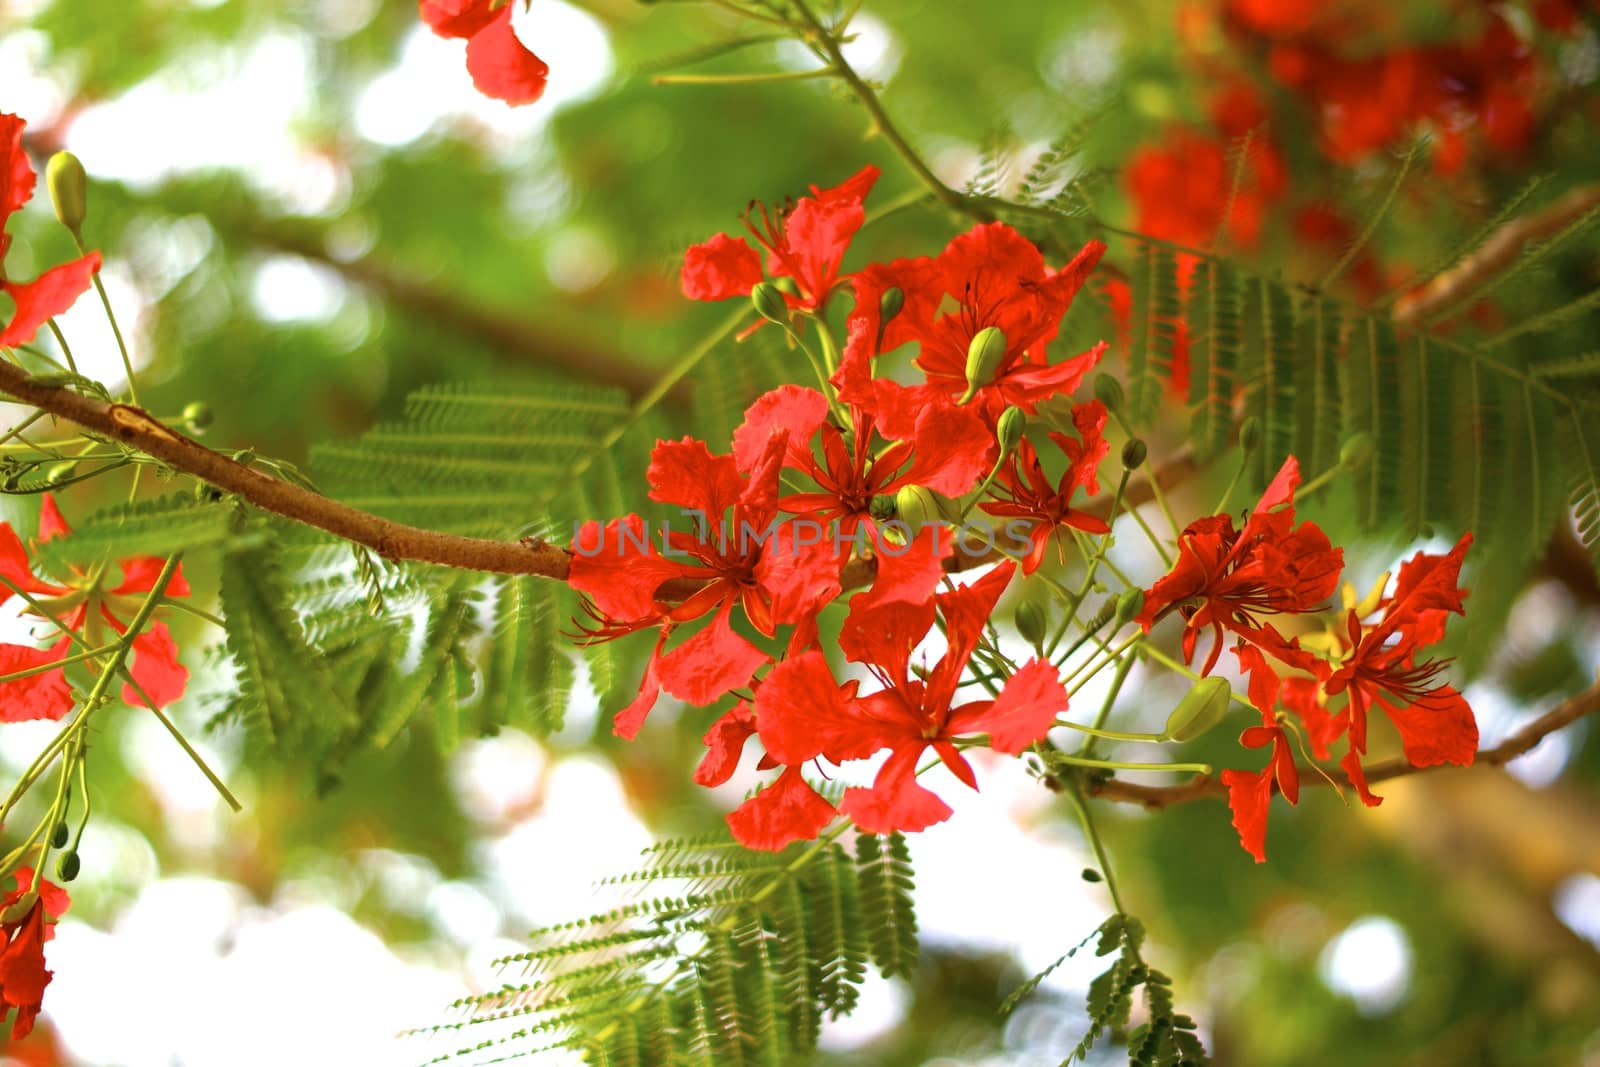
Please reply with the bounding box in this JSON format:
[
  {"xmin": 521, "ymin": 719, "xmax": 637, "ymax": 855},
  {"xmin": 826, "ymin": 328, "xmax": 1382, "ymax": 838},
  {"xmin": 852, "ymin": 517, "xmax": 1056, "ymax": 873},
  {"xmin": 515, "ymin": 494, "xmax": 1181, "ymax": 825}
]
[
  {"xmin": 1093, "ymin": 372, "xmax": 1125, "ymax": 413},
  {"xmin": 751, "ymin": 282, "xmax": 790, "ymax": 325},
  {"xmin": 183, "ymin": 401, "xmax": 215, "ymax": 434},
  {"xmin": 996, "ymin": 406, "xmax": 1025, "ymax": 457},
  {"xmin": 1238, "ymin": 416, "xmax": 1262, "ymax": 454},
  {"xmin": 895, "ymin": 484, "xmax": 943, "ymax": 530},
  {"xmin": 56, "ymin": 850, "xmax": 80, "ymax": 883},
  {"xmin": 1340, "ymin": 431, "xmax": 1375, "ymax": 471},
  {"xmin": 44, "ymin": 461, "xmax": 77, "ymax": 486},
  {"xmin": 1013, "ymin": 597, "xmax": 1049, "ymax": 648},
  {"xmin": 878, "ymin": 286, "xmax": 905, "ymax": 324},
  {"xmin": 46, "ymin": 152, "xmax": 88, "ymax": 234},
  {"xmin": 959, "ymin": 326, "xmax": 1008, "ymax": 403},
  {"xmin": 1121, "ymin": 438, "xmax": 1147, "ymax": 470},
  {"xmin": 1081, "ymin": 867, "xmax": 1103, "ymax": 883},
  {"xmin": 1112, "ymin": 588, "xmax": 1144, "ymax": 629},
  {"xmin": 1162, "ymin": 676, "xmax": 1233, "ymax": 742},
  {"xmin": 770, "ymin": 275, "xmax": 801, "ymax": 297},
  {"xmin": 50, "ymin": 820, "xmax": 69, "ymax": 849}
]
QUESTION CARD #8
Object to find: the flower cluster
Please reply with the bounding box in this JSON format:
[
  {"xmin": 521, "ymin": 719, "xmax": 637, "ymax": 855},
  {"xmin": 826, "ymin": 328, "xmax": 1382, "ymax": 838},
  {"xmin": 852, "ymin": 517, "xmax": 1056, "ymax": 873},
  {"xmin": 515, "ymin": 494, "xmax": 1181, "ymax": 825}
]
[
  {"xmin": 1136, "ymin": 458, "xmax": 1478, "ymax": 861},
  {"xmin": 569, "ymin": 166, "xmax": 1482, "ymax": 860},
  {"xmin": 570, "ymin": 169, "xmax": 1113, "ymax": 849}
]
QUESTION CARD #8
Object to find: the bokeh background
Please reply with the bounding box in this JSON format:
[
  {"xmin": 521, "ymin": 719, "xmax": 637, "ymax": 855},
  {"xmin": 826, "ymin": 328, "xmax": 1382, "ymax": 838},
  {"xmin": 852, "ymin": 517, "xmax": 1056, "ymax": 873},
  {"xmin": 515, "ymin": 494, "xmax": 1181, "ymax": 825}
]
[{"xmin": 1, "ymin": 0, "xmax": 1599, "ymax": 1064}]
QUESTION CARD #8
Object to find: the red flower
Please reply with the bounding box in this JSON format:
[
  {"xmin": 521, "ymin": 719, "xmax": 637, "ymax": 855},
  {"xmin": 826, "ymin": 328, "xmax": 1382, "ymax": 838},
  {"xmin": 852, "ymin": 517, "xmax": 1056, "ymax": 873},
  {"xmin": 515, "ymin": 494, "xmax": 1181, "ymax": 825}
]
[
  {"xmin": 1, "ymin": 114, "xmax": 101, "ymax": 349},
  {"xmin": 734, "ymin": 385, "xmax": 993, "ymax": 540},
  {"xmin": 419, "ymin": 0, "xmax": 549, "ymax": 106},
  {"xmin": 568, "ymin": 432, "xmax": 842, "ymax": 736},
  {"xmin": 1125, "ymin": 128, "xmax": 1284, "ymax": 251},
  {"xmin": 1220, "ymin": 644, "xmax": 1302, "ymax": 863},
  {"xmin": 727, "ymin": 561, "xmax": 1067, "ymax": 846},
  {"xmin": 979, "ymin": 399, "xmax": 1111, "ymax": 573},
  {"xmin": 836, "ymin": 223, "xmax": 1108, "ymax": 437},
  {"xmin": 0, "ymin": 869, "xmax": 70, "ymax": 1040},
  {"xmin": 1137, "ymin": 456, "xmax": 1343, "ymax": 674},
  {"xmin": 1321, "ymin": 534, "xmax": 1479, "ymax": 804},
  {"xmin": 0, "ymin": 496, "xmax": 191, "ymax": 710},
  {"xmin": 681, "ymin": 166, "xmax": 880, "ymax": 314}
]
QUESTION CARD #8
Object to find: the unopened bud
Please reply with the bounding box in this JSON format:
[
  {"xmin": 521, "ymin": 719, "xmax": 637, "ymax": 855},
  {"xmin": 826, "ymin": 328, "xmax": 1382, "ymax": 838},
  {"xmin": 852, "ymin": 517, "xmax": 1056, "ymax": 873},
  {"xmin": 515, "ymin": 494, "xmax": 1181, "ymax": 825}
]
[
  {"xmin": 50, "ymin": 821, "xmax": 68, "ymax": 849},
  {"xmin": 1081, "ymin": 867, "xmax": 1103, "ymax": 883},
  {"xmin": 751, "ymin": 282, "xmax": 790, "ymax": 325},
  {"xmin": 183, "ymin": 401, "xmax": 214, "ymax": 433},
  {"xmin": 1161, "ymin": 675, "xmax": 1232, "ymax": 742},
  {"xmin": 1340, "ymin": 431, "xmax": 1375, "ymax": 471},
  {"xmin": 1238, "ymin": 416, "xmax": 1262, "ymax": 454},
  {"xmin": 46, "ymin": 152, "xmax": 88, "ymax": 234},
  {"xmin": 1121, "ymin": 438, "xmax": 1147, "ymax": 470},
  {"xmin": 959, "ymin": 326, "xmax": 1008, "ymax": 403},
  {"xmin": 1014, "ymin": 598, "xmax": 1049, "ymax": 648},
  {"xmin": 1112, "ymin": 588, "xmax": 1144, "ymax": 629},
  {"xmin": 44, "ymin": 461, "xmax": 77, "ymax": 486},
  {"xmin": 1093, "ymin": 373, "xmax": 1125, "ymax": 413},
  {"xmin": 878, "ymin": 286, "xmax": 904, "ymax": 324},
  {"xmin": 895, "ymin": 484, "xmax": 943, "ymax": 530},
  {"xmin": 55, "ymin": 850, "xmax": 80, "ymax": 882},
  {"xmin": 996, "ymin": 406, "xmax": 1025, "ymax": 456}
]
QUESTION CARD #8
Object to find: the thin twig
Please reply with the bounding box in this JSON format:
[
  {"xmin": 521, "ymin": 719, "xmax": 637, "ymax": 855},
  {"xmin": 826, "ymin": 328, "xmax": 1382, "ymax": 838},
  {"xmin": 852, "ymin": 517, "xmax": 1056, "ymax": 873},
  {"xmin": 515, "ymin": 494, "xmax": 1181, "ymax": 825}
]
[
  {"xmin": 1086, "ymin": 679, "xmax": 1600, "ymax": 809},
  {"xmin": 1392, "ymin": 184, "xmax": 1600, "ymax": 327}
]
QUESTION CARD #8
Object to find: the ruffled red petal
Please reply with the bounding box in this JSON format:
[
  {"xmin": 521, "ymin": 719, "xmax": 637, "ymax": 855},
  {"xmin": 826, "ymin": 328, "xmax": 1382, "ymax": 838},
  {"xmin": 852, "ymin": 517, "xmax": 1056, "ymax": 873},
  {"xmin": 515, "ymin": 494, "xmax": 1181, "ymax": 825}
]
[
  {"xmin": 726, "ymin": 765, "xmax": 836, "ymax": 851},
  {"xmin": 681, "ymin": 233, "xmax": 764, "ymax": 302},
  {"xmin": 1, "ymin": 253, "xmax": 102, "ymax": 349},
  {"xmin": 462, "ymin": 6, "xmax": 548, "ymax": 106}
]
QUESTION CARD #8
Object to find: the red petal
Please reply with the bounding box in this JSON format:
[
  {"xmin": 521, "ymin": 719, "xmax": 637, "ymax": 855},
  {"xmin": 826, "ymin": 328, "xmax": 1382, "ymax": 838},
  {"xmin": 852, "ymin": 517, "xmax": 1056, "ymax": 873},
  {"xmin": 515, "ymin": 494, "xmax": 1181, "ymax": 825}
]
[
  {"xmin": 733, "ymin": 385, "xmax": 829, "ymax": 472},
  {"xmin": 694, "ymin": 701, "xmax": 757, "ymax": 787},
  {"xmin": 1, "ymin": 114, "xmax": 36, "ymax": 224},
  {"xmin": 418, "ymin": 0, "xmax": 495, "ymax": 36},
  {"xmin": 861, "ymin": 526, "xmax": 951, "ymax": 609},
  {"xmin": 612, "ymin": 627, "xmax": 668, "ymax": 739},
  {"xmin": 655, "ymin": 605, "xmax": 768, "ymax": 706},
  {"xmin": 0, "ymin": 643, "xmax": 73, "ymax": 723},
  {"xmin": 462, "ymin": 6, "xmax": 548, "ymax": 106},
  {"xmin": 1255, "ymin": 455, "xmax": 1301, "ymax": 515},
  {"xmin": 925, "ymin": 562, "xmax": 1015, "ymax": 710},
  {"xmin": 726, "ymin": 765, "xmax": 837, "ymax": 851},
  {"xmin": 121, "ymin": 621, "xmax": 188, "ymax": 708},
  {"xmin": 839, "ymin": 596, "xmax": 935, "ymax": 684},
  {"xmin": 1221, "ymin": 767, "xmax": 1273, "ymax": 863},
  {"xmin": 841, "ymin": 746, "xmax": 952, "ymax": 834},
  {"xmin": 1, "ymin": 253, "xmax": 102, "ymax": 348},
  {"xmin": 112, "ymin": 556, "xmax": 190, "ymax": 598},
  {"xmin": 1341, "ymin": 749, "xmax": 1384, "ymax": 807},
  {"xmin": 648, "ymin": 438, "xmax": 747, "ymax": 520},
  {"xmin": 947, "ymin": 657, "xmax": 1065, "ymax": 753},
  {"xmin": 1382, "ymin": 686, "xmax": 1478, "ymax": 767},
  {"xmin": 568, "ymin": 515, "xmax": 682, "ymax": 622},
  {"xmin": 36, "ymin": 495, "xmax": 71, "ymax": 542},
  {"xmin": 903, "ymin": 404, "xmax": 995, "ymax": 497},
  {"xmin": 0, "ymin": 902, "xmax": 51, "ymax": 1039},
  {"xmin": 682, "ymin": 232, "xmax": 764, "ymax": 302},
  {"xmin": 754, "ymin": 649, "xmax": 880, "ymax": 765},
  {"xmin": 0, "ymin": 524, "xmax": 59, "ymax": 604},
  {"xmin": 753, "ymin": 521, "xmax": 842, "ymax": 625}
]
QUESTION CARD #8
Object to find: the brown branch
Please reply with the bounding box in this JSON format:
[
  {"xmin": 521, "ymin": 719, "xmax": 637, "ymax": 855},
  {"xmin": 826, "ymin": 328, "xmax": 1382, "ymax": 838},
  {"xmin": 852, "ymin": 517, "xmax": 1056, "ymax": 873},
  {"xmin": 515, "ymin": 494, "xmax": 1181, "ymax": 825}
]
[
  {"xmin": 1392, "ymin": 184, "xmax": 1600, "ymax": 328},
  {"xmin": 1086, "ymin": 678, "xmax": 1600, "ymax": 810},
  {"xmin": 0, "ymin": 362, "xmax": 1196, "ymax": 595},
  {"xmin": 249, "ymin": 227, "xmax": 681, "ymax": 402}
]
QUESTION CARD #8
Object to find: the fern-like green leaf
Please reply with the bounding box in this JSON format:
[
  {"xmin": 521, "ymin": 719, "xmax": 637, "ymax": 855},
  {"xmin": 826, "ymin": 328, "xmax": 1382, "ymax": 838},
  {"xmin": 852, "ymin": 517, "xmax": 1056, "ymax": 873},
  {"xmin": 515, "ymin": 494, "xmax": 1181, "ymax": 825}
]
[
  {"xmin": 36, "ymin": 496, "xmax": 251, "ymax": 571},
  {"xmin": 855, "ymin": 832, "xmax": 919, "ymax": 980},
  {"xmin": 218, "ymin": 542, "xmax": 354, "ymax": 760}
]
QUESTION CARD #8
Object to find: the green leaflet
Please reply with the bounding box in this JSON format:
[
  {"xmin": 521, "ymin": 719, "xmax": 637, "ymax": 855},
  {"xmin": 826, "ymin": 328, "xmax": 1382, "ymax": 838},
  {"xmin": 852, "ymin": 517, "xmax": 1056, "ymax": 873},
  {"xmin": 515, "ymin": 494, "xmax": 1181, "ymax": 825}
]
[
  {"xmin": 412, "ymin": 830, "xmax": 919, "ymax": 1067},
  {"xmin": 218, "ymin": 543, "xmax": 355, "ymax": 761},
  {"xmin": 35, "ymin": 496, "xmax": 255, "ymax": 571}
]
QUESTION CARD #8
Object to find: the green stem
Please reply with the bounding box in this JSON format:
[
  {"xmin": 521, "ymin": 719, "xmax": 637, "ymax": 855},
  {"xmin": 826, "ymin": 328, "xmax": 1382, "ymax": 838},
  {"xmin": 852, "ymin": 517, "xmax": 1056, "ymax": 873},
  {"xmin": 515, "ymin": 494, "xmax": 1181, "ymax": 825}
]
[
  {"xmin": 1079, "ymin": 652, "xmax": 1138, "ymax": 761},
  {"xmin": 1052, "ymin": 753, "xmax": 1212, "ymax": 775},
  {"xmin": 71, "ymin": 234, "xmax": 138, "ymax": 406},
  {"xmin": 653, "ymin": 66, "xmax": 834, "ymax": 86}
]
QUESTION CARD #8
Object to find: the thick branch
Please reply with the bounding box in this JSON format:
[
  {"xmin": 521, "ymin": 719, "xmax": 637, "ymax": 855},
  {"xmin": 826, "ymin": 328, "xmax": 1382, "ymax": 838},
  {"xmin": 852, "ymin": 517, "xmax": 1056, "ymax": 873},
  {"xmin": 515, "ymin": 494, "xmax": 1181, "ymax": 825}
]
[
  {"xmin": 249, "ymin": 227, "xmax": 680, "ymax": 402},
  {"xmin": 1086, "ymin": 678, "xmax": 1600, "ymax": 810},
  {"xmin": 0, "ymin": 362, "xmax": 573, "ymax": 577},
  {"xmin": 0, "ymin": 362, "xmax": 1195, "ymax": 593},
  {"xmin": 1393, "ymin": 184, "xmax": 1600, "ymax": 327}
]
